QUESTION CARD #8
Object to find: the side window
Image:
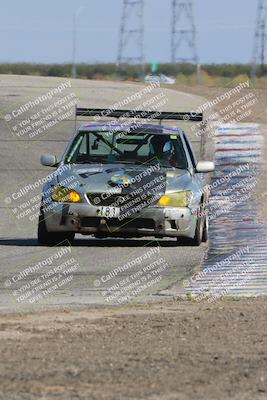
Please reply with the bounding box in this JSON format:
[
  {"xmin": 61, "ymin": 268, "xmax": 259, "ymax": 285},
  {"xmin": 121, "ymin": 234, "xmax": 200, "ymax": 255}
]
[{"xmin": 183, "ymin": 133, "xmax": 197, "ymax": 168}]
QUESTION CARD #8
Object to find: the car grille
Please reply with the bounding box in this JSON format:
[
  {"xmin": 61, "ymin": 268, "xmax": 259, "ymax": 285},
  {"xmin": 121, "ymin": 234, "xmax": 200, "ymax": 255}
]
[
  {"xmin": 87, "ymin": 193, "xmax": 127, "ymax": 207},
  {"xmin": 81, "ymin": 217, "xmax": 155, "ymax": 230},
  {"xmin": 87, "ymin": 192, "xmax": 157, "ymax": 207}
]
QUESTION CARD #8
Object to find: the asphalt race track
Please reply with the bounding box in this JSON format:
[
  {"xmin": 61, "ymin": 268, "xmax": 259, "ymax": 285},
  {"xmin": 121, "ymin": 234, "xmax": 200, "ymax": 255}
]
[{"xmin": 0, "ymin": 75, "xmax": 208, "ymax": 311}]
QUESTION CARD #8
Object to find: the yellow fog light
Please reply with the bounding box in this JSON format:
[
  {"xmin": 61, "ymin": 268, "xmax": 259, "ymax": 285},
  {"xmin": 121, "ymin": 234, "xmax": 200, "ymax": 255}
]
[
  {"xmin": 69, "ymin": 191, "xmax": 81, "ymax": 203},
  {"xmin": 52, "ymin": 186, "xmax": 81, "ymax": 203},
  {"xmin": 157, "ymin": 191, "xmax": 192, "ymax": 207}
]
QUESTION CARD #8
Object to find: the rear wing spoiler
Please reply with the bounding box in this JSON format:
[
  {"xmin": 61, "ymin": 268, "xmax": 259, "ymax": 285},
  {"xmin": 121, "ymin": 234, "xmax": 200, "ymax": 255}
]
[{"xmin": 75, "ymin": 107, "xmax": 203, "ymax": 122}]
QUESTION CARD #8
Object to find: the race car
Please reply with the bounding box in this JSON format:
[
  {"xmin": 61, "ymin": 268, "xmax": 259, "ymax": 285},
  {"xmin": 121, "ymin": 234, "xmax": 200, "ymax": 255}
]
[{"xmin": 38, "ymin": 108, "xmax": 214, "ymax": 246}]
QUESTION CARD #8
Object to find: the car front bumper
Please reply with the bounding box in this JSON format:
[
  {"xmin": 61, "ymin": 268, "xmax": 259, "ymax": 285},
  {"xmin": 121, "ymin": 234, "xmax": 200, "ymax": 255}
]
[{"xmin": 43, "ymin": 202, "xmax": 197, "ymax": 239}]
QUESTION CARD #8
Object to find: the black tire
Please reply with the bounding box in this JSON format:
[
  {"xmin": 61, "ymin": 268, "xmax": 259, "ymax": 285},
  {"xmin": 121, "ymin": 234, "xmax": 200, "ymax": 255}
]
[
  {"xmin": 202, "ymin": 214, "xmax": 209, "ymax": 242},
  {"xmin": 177, "ymin": 208, "xmax": 204, "ymax": 247},
  {"xmin": 190, "ymin": 215, "xmax": 203, "ymax": 246},
  {"xmin": 37, "ymin": 208, "xmax": 75, "ymax": 246}
]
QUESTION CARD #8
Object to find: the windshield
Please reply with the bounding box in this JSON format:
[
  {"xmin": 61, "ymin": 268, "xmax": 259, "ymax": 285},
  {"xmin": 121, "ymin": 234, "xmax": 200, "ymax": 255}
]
[{"xmin": 65, "ymin": 130, "xmax": 188, "ymax": 169}]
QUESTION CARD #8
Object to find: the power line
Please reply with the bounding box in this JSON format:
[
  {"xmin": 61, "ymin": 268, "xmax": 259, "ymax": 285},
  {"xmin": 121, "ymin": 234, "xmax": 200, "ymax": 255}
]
[
  {"xmin": 171, "ymin": 0, "xmax": 198, "ymax": 64},
  {"xmin": 117, "ymin": 0, "xmax": 144, "ymax": 66},
  {"xmin": 252, "ymin": 0, "xmax": 267, "ymax": 77}
]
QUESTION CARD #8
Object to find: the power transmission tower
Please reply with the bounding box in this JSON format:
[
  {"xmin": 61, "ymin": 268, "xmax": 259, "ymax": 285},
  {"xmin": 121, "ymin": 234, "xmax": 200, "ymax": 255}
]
[
  {"xmin": 252, "ymin": 0, "xmax": 267, "ymax": 77},
  {"xmin": 171, "ymin": 0, "xmax": 198, "ymax": 65},
  {"xmin": 117, "ymin": 0, "xmax": 144, "ymax": 67}
]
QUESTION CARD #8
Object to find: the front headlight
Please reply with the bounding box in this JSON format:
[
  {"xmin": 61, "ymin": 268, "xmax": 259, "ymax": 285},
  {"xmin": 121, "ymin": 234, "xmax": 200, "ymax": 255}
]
[
  {"xmin": 51, "ymin": 186, "xmax": 81, "ymax": 203},
  {"xmin": 157, "ymin": 191, "xmax": 193, "ymax": 207}
]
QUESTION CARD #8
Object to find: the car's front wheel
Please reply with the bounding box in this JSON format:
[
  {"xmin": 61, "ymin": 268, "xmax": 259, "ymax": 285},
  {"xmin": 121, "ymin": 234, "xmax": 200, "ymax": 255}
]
[
  {"xmin": 202, "ymin": 214, "xmax": 209, "ymax": 242},
  {"xmin": 177, "ymin": 206, "xmax": 205, "ymax": 246},
  {"xmin": 37, "ymin": 208, "xmax": 75, "ymax": 246},
  {"xmin": 190, "ymin": 213, "xmax": 204, "ymax": 246}
]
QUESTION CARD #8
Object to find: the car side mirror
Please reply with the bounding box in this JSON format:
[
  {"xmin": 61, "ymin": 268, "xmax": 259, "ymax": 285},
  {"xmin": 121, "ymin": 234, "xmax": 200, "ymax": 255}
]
[
  {"xmin": 40, "ymin": 154, "xmax": 57, "ymax": 167},
  {"xmin": 196, "ymin": 161, "xmax": 215, "ymax": 173}
]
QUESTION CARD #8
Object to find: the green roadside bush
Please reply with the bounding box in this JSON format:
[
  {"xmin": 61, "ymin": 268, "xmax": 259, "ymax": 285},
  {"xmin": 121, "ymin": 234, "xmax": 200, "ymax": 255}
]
[{"xmin": 0, "ymin": 62, "xmax": 266, "ymax": 87}]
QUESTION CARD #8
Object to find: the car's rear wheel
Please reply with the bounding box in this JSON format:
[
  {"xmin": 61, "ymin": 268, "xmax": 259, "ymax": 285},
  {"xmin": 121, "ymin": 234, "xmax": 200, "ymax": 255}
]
[{"xmin": 37, "ymin": 208, "xmax": 75, "ymax": 246}]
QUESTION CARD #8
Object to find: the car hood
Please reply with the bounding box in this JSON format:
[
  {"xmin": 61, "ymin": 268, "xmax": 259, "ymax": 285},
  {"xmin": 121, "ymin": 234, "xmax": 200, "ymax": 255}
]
[{"xmin": 57, "ymin": 163, "xmax": 193, "ymax": 193}]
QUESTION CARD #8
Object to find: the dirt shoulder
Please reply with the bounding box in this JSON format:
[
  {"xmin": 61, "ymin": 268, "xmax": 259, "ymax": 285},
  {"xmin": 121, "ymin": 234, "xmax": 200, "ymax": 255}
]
[{"xmin": 0, "ymin": 298, "xmax": 266, "ymax": 400}]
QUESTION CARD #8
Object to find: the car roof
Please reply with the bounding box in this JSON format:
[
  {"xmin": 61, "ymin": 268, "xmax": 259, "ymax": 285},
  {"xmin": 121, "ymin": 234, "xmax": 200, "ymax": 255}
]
[{"xmin": 77, "ymin": 123, "xmax": 184, "ymax": 136}]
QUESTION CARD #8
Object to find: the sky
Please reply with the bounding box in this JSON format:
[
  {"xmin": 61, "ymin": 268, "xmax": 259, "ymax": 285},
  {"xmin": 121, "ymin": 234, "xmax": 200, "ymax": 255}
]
[{"xmin": 0, "ymin": 0, "xmax": 258, "ymax": 64}]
